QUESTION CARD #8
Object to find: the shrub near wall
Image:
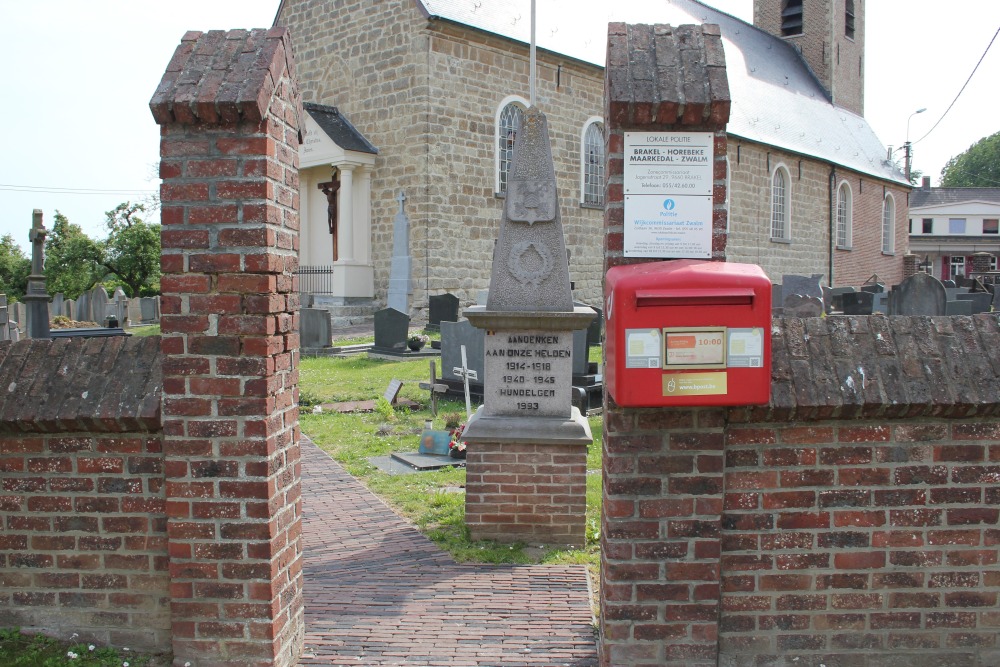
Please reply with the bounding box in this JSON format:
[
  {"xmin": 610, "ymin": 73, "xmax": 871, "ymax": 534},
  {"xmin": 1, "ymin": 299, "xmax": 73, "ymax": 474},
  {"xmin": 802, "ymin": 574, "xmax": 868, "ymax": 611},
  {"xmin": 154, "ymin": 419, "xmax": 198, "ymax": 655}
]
[{"xmin": 0, "ymin": 337, "xmax": 170, "ymax": 652}]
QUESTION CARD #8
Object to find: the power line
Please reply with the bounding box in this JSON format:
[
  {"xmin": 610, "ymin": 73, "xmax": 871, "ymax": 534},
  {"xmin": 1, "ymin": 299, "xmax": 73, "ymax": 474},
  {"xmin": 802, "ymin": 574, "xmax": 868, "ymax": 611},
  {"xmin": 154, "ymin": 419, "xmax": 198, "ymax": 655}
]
[
  {"xmin": 0, "ymin": 183, "xmax": 156, "ymax": 195},
  {"xmin": 913, "ymin": 25, "xmax": 1000, "ymax": 144}
]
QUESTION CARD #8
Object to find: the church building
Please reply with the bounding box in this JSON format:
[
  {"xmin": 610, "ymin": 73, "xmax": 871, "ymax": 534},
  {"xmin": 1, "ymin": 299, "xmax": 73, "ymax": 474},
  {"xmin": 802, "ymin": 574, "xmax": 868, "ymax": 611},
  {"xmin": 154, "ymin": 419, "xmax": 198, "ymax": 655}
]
[{"xmin": 275, "ymin": 0, "xmax": 910, "ymax": 319}]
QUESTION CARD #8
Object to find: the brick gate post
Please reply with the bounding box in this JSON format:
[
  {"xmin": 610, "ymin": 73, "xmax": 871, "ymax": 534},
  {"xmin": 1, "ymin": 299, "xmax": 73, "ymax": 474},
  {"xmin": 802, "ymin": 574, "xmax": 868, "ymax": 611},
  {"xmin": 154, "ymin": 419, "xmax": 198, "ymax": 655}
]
[
  {"xmin": 150, "ymin": 28, "xmax": 304, "ymax": 667},
  {"xmin": 600, "ymin": 23, "xmax": 730, "ymax": 667}
]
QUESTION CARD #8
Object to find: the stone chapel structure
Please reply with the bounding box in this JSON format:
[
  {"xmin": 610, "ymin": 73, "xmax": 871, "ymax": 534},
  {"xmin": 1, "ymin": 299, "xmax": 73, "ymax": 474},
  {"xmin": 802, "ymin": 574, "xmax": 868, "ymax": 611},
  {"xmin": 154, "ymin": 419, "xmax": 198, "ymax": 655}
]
[{"xmin": 276, "ymin": 0, "xmax": 910, "ymax": 318}]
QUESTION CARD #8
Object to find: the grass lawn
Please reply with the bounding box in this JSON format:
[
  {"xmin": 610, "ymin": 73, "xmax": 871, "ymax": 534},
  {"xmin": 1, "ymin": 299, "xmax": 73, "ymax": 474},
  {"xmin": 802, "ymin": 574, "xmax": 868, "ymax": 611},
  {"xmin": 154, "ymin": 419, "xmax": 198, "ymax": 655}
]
[
  {"xmin": 0, "ymin": 627, "xmax": 162, "ymax": 666},
  {"xmin": 299, "ymin": 337, "xmax": 603, "ymax": 569}
]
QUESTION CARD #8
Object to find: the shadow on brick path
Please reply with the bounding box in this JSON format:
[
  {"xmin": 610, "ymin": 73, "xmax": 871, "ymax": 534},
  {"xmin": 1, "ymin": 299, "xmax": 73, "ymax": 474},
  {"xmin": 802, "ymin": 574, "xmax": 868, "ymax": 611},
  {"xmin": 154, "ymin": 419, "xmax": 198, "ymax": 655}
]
[{"xmin": 299, "ymin": 437, "xmax": 599, "ymax": 666}]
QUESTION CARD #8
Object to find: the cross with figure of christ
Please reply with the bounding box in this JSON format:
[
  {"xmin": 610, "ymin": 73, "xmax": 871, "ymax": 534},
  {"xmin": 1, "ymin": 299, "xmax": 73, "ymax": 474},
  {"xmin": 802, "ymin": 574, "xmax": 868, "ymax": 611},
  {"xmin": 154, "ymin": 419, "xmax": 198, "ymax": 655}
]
[{"xmin": 317, "ymin": 168, "xmax": 341, "ymax": 261}]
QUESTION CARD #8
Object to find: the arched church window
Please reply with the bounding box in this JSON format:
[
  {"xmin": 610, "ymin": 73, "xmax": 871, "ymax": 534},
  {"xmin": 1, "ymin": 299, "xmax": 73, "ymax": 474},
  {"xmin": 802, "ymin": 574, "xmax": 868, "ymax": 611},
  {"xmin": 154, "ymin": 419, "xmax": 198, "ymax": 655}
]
[
  {"xmin": 581, "ymin": 118, "xmax": 605, "ymax": 206},
  {"xmin": 496, "ymin": 98, "xmax": 526, "ymax": 194},
  {"xmin": 771, "ymin": 165, "xmax": 792, "ymax": 241}
]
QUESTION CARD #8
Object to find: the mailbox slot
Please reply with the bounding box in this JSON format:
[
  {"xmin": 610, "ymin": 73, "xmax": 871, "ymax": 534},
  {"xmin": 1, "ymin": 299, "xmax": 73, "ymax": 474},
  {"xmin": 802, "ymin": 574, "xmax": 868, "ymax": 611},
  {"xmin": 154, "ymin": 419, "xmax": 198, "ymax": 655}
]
[{"xmin": 636, "ymin": 288, "xmax": 755, "ymax": 307}]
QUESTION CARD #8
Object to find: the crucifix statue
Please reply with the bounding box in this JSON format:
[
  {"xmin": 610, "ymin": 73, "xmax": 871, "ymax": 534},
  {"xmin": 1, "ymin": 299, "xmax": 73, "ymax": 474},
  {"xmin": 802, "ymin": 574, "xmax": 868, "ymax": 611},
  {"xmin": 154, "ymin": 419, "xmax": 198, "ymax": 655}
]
[
  {"xmin": 317, "ymin": 167, "xmax": 341, "ymax": 261},
  {"xmin": 24, "ymin": 209, "xmax": 50, "ymax": 339}
]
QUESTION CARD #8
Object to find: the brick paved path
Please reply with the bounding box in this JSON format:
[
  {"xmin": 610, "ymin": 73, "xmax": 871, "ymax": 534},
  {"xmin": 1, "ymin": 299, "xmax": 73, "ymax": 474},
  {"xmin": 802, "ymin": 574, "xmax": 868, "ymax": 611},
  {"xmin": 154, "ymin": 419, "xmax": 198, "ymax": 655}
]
[{"xmin": 299, "ymin": 437, "xmax": 599, "ymax": 666}]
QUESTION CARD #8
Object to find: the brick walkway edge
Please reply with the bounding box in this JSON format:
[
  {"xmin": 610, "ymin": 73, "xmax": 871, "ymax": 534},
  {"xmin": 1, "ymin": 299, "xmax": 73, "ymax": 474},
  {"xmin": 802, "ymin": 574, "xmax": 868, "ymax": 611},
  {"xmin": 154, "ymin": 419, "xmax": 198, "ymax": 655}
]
[{"xmin": 299, "ymin": 437, "xmax": 599, "ymax": 666}]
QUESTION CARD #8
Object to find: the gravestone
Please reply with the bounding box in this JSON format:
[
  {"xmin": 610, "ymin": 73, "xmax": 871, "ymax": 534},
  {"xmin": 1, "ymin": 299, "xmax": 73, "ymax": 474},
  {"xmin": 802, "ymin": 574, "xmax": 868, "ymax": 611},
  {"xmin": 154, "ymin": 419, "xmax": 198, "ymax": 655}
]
[
  {"xmin": 63, "ymin": 299, "xmax": 74, "ymax": 319},
  {"xmin": 945, "ymin": 300, "xmax": 973, "ymax": 315},
  {"xmin": 441, "ymin": 318, "xmax": 485, "ymax": 386},
  {"xmin": 428, "ymin": 293, "xmax": 460, "ymax": 331},
  {"xmin": 140, "ymin": 297, "xmax": 159, "ymax": 323},
  {"xmin": 75, "ymin": 291, "xmax": 91, "ymax": 323},
  {"xmin": 842, "ymin": 291, "xmax": 874, "ymax": 315},
  {"xmin": 585, "ymin": 304, "xmax": 603, "ymax": 347},
  {"xmin": 127, "ymin": 298, "xmax": 143, "ymax": 327},
  {"xmin": 957, "ymin": 292, "xmax": 992, "ymax": 314},
  {"xmin": 386, "ymin": 191, "xmax": 412, "ymax": 313},
  {"xmin": 827, "ymin": 286, "xmax": 856, "ymax": 313},
  {"xmin": 872, "ymin": 292, "xmax": 889, "ymax": 314},
  {"xmin": 891, "ymin": 273, "xmax": 947, "ymax": 316},
  {"xmin": 942, "ymin": 280, "xmax": 957, "ymax": 288},
  {"xmin": 860, "ymin": 283, "xmax": 884, "ymax": 294},
  {"xmin": 50, "ymin": 293, "xmax": 64, "ymax": 321},
  {"xmin": 0, "ymin": 295, "xmax": 8, "ymax": 342},
  {"xmin": 782, "ymin": 274, "xmax": 823, "ymax": 302},
  {"xmin": 782, "ymin": 294, "xmax": 823, "ymax": 318},
  {"xmin": 87, "ymin": 285, "xmax": 110, "ymax": 325},
  {"xmin": 372, "ymin": 307, "xmax": 409, "ymax": 352},
  {"xmin": 12, "ymin": 302, "xmax": 26, "ymax": 334},
  {"xmin": 300, "ymin": 308, "xmax": 333, "ymax": 349},
  {"xmin": 113, "ymin": 287, "xmax": 129, "ymax": 326}
]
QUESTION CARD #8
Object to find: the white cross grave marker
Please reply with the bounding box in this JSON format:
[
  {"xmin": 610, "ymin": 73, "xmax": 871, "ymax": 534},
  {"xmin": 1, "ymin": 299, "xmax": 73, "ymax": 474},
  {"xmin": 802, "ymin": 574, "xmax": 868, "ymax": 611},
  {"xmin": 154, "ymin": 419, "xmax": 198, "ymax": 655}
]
[{"xmin": 453, "ymin": 344, "xmax": 478, "ymax": 419}]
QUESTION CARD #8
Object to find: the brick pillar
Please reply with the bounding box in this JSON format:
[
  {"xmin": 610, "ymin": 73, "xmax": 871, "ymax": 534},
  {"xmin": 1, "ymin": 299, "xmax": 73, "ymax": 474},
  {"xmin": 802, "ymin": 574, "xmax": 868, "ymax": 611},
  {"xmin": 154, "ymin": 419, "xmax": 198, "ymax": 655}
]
[
  {"xmin": 902, "ymin": 253, "xmax": 921, "ymax": 279},
  {"xmin": 150, "ymin": 28, "xmax": 304, "ymax": 667},
  {"xmin": 601, "ymin": 23, "xmax": 730, "ymax": 667}
]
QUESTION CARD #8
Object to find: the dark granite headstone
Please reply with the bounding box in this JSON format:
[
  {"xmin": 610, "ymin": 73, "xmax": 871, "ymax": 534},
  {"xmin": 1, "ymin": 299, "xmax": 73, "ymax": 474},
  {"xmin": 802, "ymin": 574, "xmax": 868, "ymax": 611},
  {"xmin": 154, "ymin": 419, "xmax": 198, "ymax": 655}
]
[
  {"xmin": 860, "ymin": 283, "xmax": 884, "ymax": 294},
  {"xmin": 828, "ymin": 287, "xmax": 856, "ymax": 313},
  {"xmin": 440, "ymin": 318, "xmax": 485, "ymax": 386},
  {"xmin": 890, "ymin": 273, "xmax": 948, "ymax": 315},
  {"xmin": 428, "ymin": 293, "xmax": 460, "ymax": 331},
  {"xmin": 373, "ymin": 307, "xmax": 410, "ymax": 352},
  {"xmin": 957, "ymin": 292, "xmax": 993, "ymax": 314},
  {"xmin": 842, "ymin": 291, "xmax": 874, "ymax": 315},
  {"xmin": 945, "ymin": 300, "xmax": 973, "ymax": 315},
  {"xmin": 942, "ymin": 280, "xmax": 957, "ymax": 288}
]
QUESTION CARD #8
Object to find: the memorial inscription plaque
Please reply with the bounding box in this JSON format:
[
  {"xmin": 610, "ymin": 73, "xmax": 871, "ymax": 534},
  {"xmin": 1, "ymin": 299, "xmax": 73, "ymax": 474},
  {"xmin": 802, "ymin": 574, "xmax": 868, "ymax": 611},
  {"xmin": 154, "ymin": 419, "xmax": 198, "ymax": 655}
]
[{"xmin": 484, "ymin": 330, "xmax": 573, "ymax": 418}]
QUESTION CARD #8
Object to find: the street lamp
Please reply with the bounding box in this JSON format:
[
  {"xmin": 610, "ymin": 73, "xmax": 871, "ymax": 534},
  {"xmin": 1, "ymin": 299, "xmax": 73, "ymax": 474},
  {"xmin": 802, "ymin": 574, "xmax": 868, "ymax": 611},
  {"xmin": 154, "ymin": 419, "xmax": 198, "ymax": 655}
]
[{"xmin": 904, "ymin": 108, "xmax": 927, "ymax": 182}]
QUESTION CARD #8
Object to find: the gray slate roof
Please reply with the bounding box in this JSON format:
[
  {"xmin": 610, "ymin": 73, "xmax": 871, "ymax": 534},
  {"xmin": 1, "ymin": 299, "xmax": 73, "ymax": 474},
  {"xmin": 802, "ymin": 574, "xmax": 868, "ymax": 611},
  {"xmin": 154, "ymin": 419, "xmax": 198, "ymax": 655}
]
[
  {"xmin": 417, "ymin": 0, "xmax": 907, "ymax": 186},
  {"xmin": 910, "ymin": 187, "xmax": 1000, "ymax": 209},
  {"xmin": 303, "ymin": 102, "xmax": 379, "ymax": 154}
]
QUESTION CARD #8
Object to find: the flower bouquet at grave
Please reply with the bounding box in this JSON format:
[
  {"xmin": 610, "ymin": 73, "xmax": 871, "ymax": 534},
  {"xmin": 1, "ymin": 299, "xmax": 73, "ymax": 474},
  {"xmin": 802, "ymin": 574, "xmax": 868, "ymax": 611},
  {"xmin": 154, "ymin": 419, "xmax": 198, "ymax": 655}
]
[
  {"xmin": 448, "ymin": 423, "xmax": 467, "ymax": 459},
  {"xmin": 407, "ymin": 333, "xmax": 429, "ymax": 351}
]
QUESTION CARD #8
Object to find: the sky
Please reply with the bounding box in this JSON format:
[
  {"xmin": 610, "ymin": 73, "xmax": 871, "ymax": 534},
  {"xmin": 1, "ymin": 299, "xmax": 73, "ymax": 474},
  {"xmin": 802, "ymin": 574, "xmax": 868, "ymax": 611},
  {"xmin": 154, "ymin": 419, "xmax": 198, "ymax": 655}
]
[{"xmin": 2, "ymin": 0, "xmax": 998, "ymax": 254}]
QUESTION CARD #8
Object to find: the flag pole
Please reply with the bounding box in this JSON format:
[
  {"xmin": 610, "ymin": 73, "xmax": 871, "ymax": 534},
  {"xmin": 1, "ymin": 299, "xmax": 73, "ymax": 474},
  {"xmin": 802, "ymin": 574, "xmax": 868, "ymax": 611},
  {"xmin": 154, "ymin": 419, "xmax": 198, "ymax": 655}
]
[{"xmin": 530, "ymin": 0, "xmax": 536, "ymax": 107}]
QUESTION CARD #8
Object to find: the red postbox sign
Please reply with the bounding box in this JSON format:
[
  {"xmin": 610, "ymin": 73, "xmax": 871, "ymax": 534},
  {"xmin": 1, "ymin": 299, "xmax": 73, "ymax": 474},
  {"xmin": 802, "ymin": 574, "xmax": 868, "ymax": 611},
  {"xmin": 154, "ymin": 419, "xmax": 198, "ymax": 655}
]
[{"xmin": 605, "ymin": 260, "xmax": 772, "ymax": 407}]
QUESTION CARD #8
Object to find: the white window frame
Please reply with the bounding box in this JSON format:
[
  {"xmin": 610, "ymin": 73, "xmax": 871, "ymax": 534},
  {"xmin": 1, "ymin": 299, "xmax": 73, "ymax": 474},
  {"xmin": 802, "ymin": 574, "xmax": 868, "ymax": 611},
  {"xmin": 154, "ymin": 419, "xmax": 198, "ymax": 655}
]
[
  {"xmin": 951, "ymin": 256, "xmax": 966, "ymax": 280},
  {"xmin": 770, "ymin": 164, "xmax": 791, "ymax": 242},
  {"xmin": 991, "ymin": 256, "xmax": 998, "ymax": 271},
  {"xmin": 836, "ymin": 181, "xmax": 852, "ymax": 249},
  {"xmin": 881, "ymin": 193, "xmax": 896, "ymax": 254},
  {"xmin": 724, "ymin": 155, "xmax": 731, "ymax": 233},
  {"xmin": 580, "ymin": 117, "xmax": 605, "ymax": 207},
  {"xmin": 494, "ymin": 96, "xmax": 528, "ymax": 195}
]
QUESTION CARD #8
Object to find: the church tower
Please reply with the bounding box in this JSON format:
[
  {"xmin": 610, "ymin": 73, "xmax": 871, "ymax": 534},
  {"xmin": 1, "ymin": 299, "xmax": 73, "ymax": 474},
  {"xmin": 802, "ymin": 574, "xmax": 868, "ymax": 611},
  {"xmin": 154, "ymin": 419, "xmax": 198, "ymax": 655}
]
[{"xmin": 754, "ymin": 0, "xmax": 865, "ymax": 116}]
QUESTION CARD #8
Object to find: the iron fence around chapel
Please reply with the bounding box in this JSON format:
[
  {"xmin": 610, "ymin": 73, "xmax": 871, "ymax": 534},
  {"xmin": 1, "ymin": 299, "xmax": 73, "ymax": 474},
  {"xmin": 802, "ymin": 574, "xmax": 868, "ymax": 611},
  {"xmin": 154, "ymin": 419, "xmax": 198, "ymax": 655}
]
[{"xmin": 295, "ymin": 265, "xmax": 335, "ymax": 294}]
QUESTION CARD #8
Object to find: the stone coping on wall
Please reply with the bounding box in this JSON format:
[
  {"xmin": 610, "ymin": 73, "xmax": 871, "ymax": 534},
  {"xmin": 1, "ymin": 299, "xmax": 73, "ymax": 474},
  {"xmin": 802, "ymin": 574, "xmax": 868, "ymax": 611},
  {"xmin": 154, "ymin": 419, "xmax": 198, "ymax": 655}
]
[
  {"xmin": 0, "ymin": 336, "xmax": 161, "ymax": 433},
  {"xmin": 727, "ymin": 314, "xmax": 1000, "ymax": 423}
]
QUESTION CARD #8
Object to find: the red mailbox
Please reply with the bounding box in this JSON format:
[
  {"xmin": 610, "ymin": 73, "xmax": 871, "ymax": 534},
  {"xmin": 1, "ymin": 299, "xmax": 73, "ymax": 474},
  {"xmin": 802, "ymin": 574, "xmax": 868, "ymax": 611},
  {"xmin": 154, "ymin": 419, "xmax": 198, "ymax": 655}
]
[{"xmin": 605, "ymin": 260, "xmax": 771, "ymax": 407}]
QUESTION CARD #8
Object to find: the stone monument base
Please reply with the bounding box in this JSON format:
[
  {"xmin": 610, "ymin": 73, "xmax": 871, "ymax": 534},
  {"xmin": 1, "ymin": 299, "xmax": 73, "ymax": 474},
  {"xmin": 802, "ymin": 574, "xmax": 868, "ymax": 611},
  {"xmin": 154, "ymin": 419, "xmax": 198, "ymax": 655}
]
[{"xmin": 463, "ymin": 406, "xmax": 591, "ymax": 547}]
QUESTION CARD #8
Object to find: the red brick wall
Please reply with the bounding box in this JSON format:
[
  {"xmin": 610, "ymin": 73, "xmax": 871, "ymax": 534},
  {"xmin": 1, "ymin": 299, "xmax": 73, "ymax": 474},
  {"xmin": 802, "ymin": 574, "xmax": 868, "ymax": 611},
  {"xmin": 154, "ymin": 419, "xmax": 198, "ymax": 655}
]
[
  {"xmin": 722, "ymin": 419, "xmax": 1000, "ymax": 661},
  {"xmin": 0, "ymin": 432, "xmax": 170, "ymax": 651},
  {"xmin": 465, "ymin": 442, "xmax": 588, "ymax": 544}
]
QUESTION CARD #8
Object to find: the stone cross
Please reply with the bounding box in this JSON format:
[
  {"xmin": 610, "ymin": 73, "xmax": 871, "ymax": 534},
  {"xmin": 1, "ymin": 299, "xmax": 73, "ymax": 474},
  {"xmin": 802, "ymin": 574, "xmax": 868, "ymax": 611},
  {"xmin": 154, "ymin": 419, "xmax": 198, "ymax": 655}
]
[
  {"xmin": 452, "ymin": 345, "xmax": 478, "ymax": 418},
  {"xmin": 397, "ymin": 190, "xmax": 406, "ymax": 211},
  {"xmin": 24, "ymin": 210, "xmax": 50, "ymax": 339}
]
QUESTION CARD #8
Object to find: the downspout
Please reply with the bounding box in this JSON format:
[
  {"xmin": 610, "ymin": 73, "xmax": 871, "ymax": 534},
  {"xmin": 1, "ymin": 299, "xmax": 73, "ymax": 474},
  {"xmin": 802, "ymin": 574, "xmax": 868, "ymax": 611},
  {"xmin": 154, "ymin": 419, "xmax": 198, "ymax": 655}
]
[{"xmin": 828, "ymin": 166, "xmax": 836, "ymax": 287}]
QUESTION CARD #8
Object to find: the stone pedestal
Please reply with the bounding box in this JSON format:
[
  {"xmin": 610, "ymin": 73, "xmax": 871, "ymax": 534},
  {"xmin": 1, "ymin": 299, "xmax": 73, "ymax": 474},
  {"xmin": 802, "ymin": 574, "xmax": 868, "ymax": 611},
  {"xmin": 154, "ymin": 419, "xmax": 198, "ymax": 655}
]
[{"xmin": 462, "ymin": 307, "xmax": 594, "ymax": 546}]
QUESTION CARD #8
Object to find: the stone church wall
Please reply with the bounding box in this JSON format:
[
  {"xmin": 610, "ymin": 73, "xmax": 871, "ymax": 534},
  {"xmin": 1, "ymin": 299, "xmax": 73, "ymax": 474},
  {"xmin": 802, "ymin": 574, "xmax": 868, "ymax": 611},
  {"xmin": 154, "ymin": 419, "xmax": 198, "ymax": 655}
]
[{"xmin": 278, "ymin": 0, "xmax": 607, "ymax": 314}]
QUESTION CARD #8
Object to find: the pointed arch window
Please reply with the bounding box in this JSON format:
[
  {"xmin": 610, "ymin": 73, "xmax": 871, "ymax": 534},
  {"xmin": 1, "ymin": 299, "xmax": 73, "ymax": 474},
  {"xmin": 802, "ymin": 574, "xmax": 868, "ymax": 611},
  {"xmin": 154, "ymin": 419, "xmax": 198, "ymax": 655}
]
[
  {"xmin": 581, "ymin": 118, "xmax": 605, "ymax": 207},
  {"xmin": 495, "ymin": 98, "xmax": 527, "ymax": 195}
]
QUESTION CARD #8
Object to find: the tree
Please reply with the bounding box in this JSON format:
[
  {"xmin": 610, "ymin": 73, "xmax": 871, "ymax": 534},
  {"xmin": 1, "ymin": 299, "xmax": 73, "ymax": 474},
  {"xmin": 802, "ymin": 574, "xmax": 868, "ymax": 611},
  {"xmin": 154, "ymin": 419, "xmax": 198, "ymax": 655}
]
[
  {"xmin": 98, "ymin": 202, "xmax": 161, "ymax": 297},
  {"xmin": 940, "ymin": 131, "xmax": 1000, "ymax": 187},
  {"xmin": 44, "ymin": 212, "xmax": 103, "ymax": 299},
  {"xmin": 0, "ymin": 235, "xmax": 30, "ymax": 300}
]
